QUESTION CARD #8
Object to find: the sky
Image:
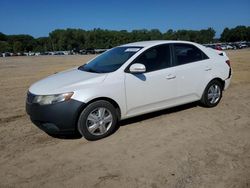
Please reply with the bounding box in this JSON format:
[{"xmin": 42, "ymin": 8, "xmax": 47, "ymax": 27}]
[{"xmin": 0, "ymin": 0, "xmax": 249, "ymax": 38}]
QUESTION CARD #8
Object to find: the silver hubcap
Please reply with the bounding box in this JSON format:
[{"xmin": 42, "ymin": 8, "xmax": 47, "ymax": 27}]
[
  {"xmin": 208, "ymin": 84, "xmax": 221, "ymax": 104},
  {"xmin": 86, "ymin": 107, "xmax": 113, "ymax": 136}
]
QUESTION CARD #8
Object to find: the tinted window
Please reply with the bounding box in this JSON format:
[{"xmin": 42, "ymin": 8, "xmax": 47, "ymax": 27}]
[
  {"xmin": 78, "ymin": 47, "xmax": 142, "ymax": 73},
  {"xmin": 133, "ymin": 44, "xmax": 171, "ymax": 72},
  {"xmin": 173, "ymin": 44, "xmax": 208, "ymax": 65}
]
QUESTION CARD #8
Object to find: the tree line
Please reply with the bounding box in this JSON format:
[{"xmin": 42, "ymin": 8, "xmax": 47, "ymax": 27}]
[
  {"xmin": 220, "ymin": 26, "xmax": 250, "ymax": 42},
  {"xmin": 0, "ymin": 26, "xmax": 249, "ymax": 53}
]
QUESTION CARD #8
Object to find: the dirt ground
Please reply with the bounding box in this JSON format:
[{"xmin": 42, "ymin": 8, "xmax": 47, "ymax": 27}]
[{"xmin": 0, "ymin": 49, "xmax": 249, "ymax": 188}]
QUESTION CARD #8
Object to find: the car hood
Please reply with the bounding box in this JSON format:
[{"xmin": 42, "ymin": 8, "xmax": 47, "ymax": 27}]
[{"xmin": 29, "ymin": 68, "xmax": 107, "ymax": 95}]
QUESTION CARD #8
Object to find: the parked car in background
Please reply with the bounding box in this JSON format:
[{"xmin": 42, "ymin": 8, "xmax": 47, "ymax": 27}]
[
  {"xmin": 2, "ymin": 52, "xmax": 11, "ymax": 57},
  {"xmin": 94, "ymin": 49, "xmax": 108, "ymax": 54},
  {"xmin": 206, "ymin": 44, "xmax": 222, "ymax": 51},
  {"xmin": 80, "ymin": 48, "xmax": 97, "ymax": 55},
  {"xmin": 239, "ymin": 43, "xmax": 247, "ymax": 48},
  {"xmin": 26, "ymin": 40, "xmax": 232, "ymax": 140},
  {"xmin": 28, "ymin": 52, "xmax": 35, "ymax": 56},
  {"xmin": 40, "ymin": 52, "xmax": 49, "ymax": 55},
  {"xmin": 230, "ymin": 43, "xmax": 236, "ymax": 49},
  {"xmin": 79, "ymin": 49, "xmax": 87, "ymax": 55},
  {"xmin": 221, "ymin": 45, "xmax": 227, "ymax": 50},
  {"xmin": 54, "ymin": 51, "xmax": 65, "ymax": 55},
  {"xmin": 215, "ymin": 45, "xmax": 223, "ymax": 50},
  {"xmin": 226, "ymin": 45, "xmax": 234, "ymax": 50},
  {"xmin": 17, "ymin": 52, "xmax": 25, "ymax": 56},
  {"xmin": 11, "ymin": 53, "xmax": 18, "ymax": 56},
  {"xmin": 86, "ymin": 48, "xmax": 95, "ymax": 54}
]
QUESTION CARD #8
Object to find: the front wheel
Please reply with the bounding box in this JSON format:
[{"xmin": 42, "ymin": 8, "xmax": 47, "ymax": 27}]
[
  {"xmin": 200, "ymin": 80, "xmax": 223, "ymax": 107},
  {"xmin": 77, "ymin": 100, "xmax": 118, "ymax": 141}
]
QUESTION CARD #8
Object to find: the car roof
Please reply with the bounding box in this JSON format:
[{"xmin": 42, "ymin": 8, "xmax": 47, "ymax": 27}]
[{"xmin": 120, "ymin": 40, "xmax": 199, "ymax": 48}]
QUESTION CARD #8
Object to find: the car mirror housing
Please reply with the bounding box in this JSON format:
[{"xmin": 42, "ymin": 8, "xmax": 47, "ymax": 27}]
[{"xmin": 129, "ymin": 63, "xmax": 146, "ymax": 73}]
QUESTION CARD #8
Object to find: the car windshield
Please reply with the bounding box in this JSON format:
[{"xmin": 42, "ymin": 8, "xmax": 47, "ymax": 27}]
[{"xmin": 78, "ymin": 47, "xmax": 142, "ymax": 73}]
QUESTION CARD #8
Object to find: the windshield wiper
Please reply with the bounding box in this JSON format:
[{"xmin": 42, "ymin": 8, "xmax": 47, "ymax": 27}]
[{"xmin": 78, "ymin": 65, "xmax": 102, "ymax": 73}]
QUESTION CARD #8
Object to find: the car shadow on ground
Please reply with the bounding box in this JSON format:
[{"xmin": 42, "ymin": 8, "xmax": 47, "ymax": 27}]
[
  {"xmin": 48, "ymin": 132, "xmax": 82, "ymax": 139},
  {"xmin": 49, "ymin": 102, "xmax": 198, "ymax": 140}
]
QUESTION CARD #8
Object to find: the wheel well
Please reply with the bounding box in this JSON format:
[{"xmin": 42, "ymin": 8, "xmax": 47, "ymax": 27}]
[
  {"xmin": 210, "ymin": 78, "xmax": 225, "ymax": 90},
  {"xmin": 77, "ymin": 97, "xmax": 121, "ymax": 121}
]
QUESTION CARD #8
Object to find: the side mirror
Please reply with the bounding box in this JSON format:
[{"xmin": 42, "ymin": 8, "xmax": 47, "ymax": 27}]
[{"xmin": 129, "ymin": 63, "xmax": 146, "ymax": 73}]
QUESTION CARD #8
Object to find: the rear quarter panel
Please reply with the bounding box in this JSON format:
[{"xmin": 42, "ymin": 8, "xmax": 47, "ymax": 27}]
[{"xmin": 198, "ymin": 47, "xmax": 230, "ymax": 94}]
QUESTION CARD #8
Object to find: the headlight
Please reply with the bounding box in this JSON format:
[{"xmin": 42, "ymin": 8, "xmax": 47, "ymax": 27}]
[{"xmin": 33, "ymin": 92, "xmax": 74, "ymax": 105}]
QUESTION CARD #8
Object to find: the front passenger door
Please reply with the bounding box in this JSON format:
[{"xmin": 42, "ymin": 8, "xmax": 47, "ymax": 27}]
[{"xmin": 125, "ymin": 44, "xmax": 178, "ymax": 117}]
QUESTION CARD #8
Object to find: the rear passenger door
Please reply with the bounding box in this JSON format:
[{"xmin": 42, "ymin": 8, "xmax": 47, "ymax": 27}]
[{"xmin": 172, "ymin": 43, "xmax": 211, "ymax": 102}]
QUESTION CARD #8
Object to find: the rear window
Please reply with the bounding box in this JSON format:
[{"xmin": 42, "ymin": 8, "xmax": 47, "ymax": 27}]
[{"xmin": 173, "ymin": 44, "xmax": 208, "ymax": 65}]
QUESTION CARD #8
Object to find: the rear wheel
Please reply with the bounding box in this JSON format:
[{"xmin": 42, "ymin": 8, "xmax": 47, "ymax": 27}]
[
  {"xmin": 201, "ymin": 80, "xmax": 223, "ymax": 107},
  {"xmin": 77, "ymin": 100, "xmax": 118, "ymax": 141}
]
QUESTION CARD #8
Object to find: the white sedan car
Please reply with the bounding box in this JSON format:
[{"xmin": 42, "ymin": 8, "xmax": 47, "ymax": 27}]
[{"xmin": 26, "ymin": 40, "xmax": 232, "ymax": 140}]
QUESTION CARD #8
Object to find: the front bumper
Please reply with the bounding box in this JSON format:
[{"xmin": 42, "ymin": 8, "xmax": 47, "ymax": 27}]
[{"xmin": 26, "ymin": 99, "xmax": 84, "ymax": 134}]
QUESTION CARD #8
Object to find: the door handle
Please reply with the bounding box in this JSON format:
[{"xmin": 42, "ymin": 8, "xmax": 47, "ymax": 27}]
[
  {"xmin": 205, "ymin": 67, "xmax": 212, "ymax": 71},
  {"xmin": 166, "ymin": 74, "xmax": 176, "ymax": 80}
]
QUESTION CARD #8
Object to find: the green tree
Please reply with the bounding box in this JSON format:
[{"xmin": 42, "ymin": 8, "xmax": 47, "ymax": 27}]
[
  {"xmin": 13, "ymin": 41, "xmax": 23, "ymax": 52},
  {"xmin": 0, "ymin": 41, "xmax": 11, "ymax": 52},
  {"xmin": 220, "ymin": 26, "xmax": 250, "ymax": 42},
  {"xmin": 0, "ymin": 32, "xmax": 7, "ymax": 41}
]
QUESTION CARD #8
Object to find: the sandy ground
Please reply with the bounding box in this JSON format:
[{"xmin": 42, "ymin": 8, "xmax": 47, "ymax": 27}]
[{"xmin": 0, "ymin": 50, "xmax": 249, "ymax": 188}]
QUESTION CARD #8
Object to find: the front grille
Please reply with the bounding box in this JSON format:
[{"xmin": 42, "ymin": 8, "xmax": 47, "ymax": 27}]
[{"xmin": 27, "ymin": 92, "xmax": 36, "ymax": 103}]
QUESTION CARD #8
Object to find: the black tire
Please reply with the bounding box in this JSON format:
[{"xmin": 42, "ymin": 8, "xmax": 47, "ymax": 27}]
[
  {"xmin": 200, "ymin": 80, "xmax": 223, "ymax": 107},
  {"xmin": 77, "ymin": 100, "xmax": 118, "ymax": 141}
]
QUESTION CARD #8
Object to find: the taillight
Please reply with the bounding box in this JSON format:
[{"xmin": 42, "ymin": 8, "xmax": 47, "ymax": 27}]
[{"xmin": 226, "ymin": 60, "xmax": 231, "ymax": 67}]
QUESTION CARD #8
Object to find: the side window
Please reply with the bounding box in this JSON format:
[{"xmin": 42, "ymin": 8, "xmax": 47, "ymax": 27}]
[
  {"xmin": 133, "ymin": 44, "xmax": 171, "ymax": 72},
  {"xmin": 173, "ymin": 44, "xmax": 208, "ymax": 65}
]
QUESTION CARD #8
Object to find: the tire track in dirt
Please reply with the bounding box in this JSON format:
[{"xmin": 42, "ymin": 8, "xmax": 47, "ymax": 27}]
[{"xmin": 0, "ymin": 114, "xmax": 26, "ymax": 124}]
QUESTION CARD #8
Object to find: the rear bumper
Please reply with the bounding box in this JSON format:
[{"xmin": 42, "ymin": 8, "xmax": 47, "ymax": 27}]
[
  {"xmin": 26, "ymin": 99, "xmax": 85, "ymax": 134},
  {"xmin": 224, "ymin": 77, "xmax": 231, "ymax": 90},
  {"xmin": 224, "ymin": 67, "xmax": 232, "ymax": 90}
]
